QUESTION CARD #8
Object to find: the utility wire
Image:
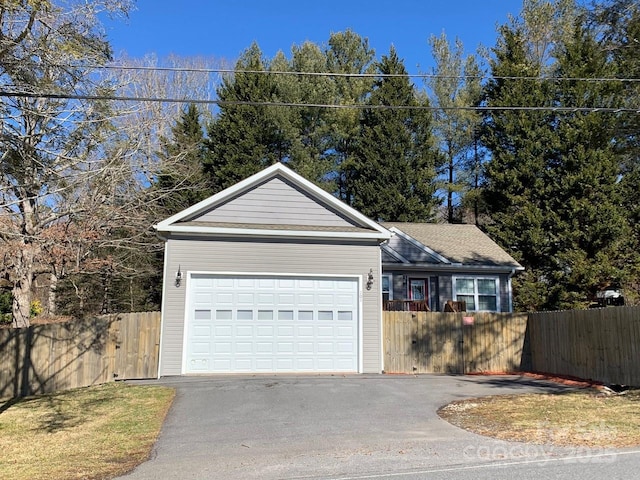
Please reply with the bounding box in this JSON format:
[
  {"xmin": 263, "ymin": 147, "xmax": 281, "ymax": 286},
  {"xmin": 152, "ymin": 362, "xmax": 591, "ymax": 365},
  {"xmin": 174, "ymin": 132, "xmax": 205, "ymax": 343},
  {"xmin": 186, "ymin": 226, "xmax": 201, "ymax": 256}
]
[
  {"xmin": 1, "ymin": 90, "xmax": 638, "ymax": 113},
  {"xmin": 48, "ymin": 63, "xmax": 640, "ymax": 83}
]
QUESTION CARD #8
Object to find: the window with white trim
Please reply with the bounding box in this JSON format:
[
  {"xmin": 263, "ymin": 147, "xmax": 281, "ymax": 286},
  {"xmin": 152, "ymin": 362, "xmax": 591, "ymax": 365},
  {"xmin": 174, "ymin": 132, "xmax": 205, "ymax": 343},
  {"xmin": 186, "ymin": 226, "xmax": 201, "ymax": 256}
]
[
  {"xmin": 381, "ymin": 275, "xmax": 392, "ymax": 302},
  {"xmin": 454, "ymin": 277, "xmax": 499, "ymax": 312}
]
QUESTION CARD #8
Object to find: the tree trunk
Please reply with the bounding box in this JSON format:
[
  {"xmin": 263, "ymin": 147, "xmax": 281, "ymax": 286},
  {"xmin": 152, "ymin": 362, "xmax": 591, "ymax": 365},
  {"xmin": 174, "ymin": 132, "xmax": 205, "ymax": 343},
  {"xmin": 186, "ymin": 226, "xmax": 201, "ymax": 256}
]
[
  {"xmin": 447, "ymin": 151, "xmax": 454, "ymax": 224},
  {"xmin": 12, "ymin": 276, "xmax": 32, "ymax": 328},
  {"xmin": 11, "ymin": 246, "xmax": 35, "ymax": 328},
  {"xmin": 47, "ymin": 273, "xmax": 58, "ymax": 315}
]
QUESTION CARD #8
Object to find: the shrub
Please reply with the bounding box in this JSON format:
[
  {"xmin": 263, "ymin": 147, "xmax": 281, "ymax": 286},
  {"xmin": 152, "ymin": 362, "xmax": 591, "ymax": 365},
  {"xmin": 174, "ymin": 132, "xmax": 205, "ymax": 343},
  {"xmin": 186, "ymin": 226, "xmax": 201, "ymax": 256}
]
[
  {"xmin": 30, "ymin": 299, "xmax": 43, "ymax": 318},
  {"xmin": 0, "ymin": 290, "xmax": 11, "ymax": 314}
]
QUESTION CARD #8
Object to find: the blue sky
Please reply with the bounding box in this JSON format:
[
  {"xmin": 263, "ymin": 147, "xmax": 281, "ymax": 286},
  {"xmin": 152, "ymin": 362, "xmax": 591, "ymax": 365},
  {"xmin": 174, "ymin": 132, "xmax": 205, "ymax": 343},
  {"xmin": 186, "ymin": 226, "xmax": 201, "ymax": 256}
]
[{"xmin": 104, "ymin": 0, "xmax": 524, "ymax": 73}]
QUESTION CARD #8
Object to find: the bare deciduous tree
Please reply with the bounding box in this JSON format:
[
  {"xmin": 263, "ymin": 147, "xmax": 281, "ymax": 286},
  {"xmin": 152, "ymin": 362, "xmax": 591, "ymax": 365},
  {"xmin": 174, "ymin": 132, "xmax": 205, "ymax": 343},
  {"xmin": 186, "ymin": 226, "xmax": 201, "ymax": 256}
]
[{"xmin": 0, "ymin": 0, "xmax": 133, "ymax": 327}]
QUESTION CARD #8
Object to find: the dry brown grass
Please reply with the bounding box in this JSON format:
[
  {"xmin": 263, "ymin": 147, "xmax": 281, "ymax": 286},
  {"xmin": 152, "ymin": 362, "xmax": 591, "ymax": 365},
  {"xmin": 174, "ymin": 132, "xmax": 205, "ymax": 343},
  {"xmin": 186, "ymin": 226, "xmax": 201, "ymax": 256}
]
[
  {"xmin": 439, "ymin": 389, "xmax": 640, "ymax": 448},
  {"xmin": 0, "ymin": 383, "xmax": 175, "ymax": 480}
]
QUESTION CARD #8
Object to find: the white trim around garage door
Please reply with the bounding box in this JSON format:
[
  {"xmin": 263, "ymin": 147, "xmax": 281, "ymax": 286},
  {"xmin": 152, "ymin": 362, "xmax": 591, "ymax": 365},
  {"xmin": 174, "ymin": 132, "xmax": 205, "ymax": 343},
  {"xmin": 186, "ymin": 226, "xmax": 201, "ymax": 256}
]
[{"xmin": 181, "ymin": 271, "xmax": 364, "ymax": 374}]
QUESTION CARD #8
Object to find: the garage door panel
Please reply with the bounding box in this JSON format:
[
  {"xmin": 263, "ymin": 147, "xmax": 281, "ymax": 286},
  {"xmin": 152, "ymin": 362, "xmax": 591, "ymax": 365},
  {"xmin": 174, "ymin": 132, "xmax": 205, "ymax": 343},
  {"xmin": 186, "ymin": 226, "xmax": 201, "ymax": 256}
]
[
  {"xmin": 215, "ymin": 342, "xmax": 232, "ymax": 354},
  {"xmin": 317, "ymin": 342, "xmax": 334, "ymax": 353},
  {"xmin": 215, "ymin": 278, "xmax": 234, "ymax": 288},
  {"xmin": 297, "ymin": 342, "xmax": 314, "ymax": 353},
  {"xmin": 257, "ymin": 325, "xmax": 274, "ymax": 337},
  {"xmin": 337, "ymin": 326, "xmax": 355, "ymax": 337},
  {"xmin": 317, "ymin": 294, "xmax": 334, "ymax": 306},
  {"xmin": 317, "ymin": 358, "xmax": 335, "ymax": 370},
  {"xmin": 256, "ymin": 342, "xmax": 273, "ymax": 353},
  {"xmin": 214, "ymin": 325, "xmax": 232, "ymax": 336},
  {"xmin": 277, "ymin": 295, "xmax": 295, "ymax": 305},
  {"xmin": 213, "ymin": 359, "xmax": 232, "ymax": 370},
  {"xmin": 186, "ymin": 275, "xmax": 358, "ymax": 373},
  {"xmin": 298, "ymin": 279, "xmax": 314, "ymax": 289},
  {"xmin": 215, "ymin": 293, "xmax": 233, "ymax": 305},
  {"xmin": 191, "ymin": 342, "xmax": 210, "ymax": 354},
  {"xmin": 237, "ymin": 293, "xmax": 254, "ymax": 305},
  {"xmin": 189, "ymin": 358, "xmax": 209, "ymax": 371},
  {"xmin": 235, "ymin": 325, "xmax": 253, "ymax": 337},
  {"xmin": 338, "ymin": 342, "xmax": 355, "ymax": 353},
  {"xmin": 258, "ymin": 294, "xmax": 275, "ymax": 304},
  {"xmin": 297, "ymin": 326, "xmax": 314, "ymax": 337},
  {"xmin": 337, "ymin": 294, "xmax": 356, "ymax": 306},
  {"xmin": 277, "ymin": 342, "xmax": 294, "ymax": 353},
  {"xmin": 236, "ymin": 342, "xmax": 253, "ymax": 353},
  {"xmin": 317, "ymin": 326, "xmax": 334, "ymax": 337},
  {"xmin": 277, "ymin": 358, "xmax": 294, "ymax": 370},
  {"xmin": 256, "ymin": 359, "xmax": 274, "ymax": 370},
  {"xmin": 297, "ymin": 294, "xmax": 315, "ymax": 306}
]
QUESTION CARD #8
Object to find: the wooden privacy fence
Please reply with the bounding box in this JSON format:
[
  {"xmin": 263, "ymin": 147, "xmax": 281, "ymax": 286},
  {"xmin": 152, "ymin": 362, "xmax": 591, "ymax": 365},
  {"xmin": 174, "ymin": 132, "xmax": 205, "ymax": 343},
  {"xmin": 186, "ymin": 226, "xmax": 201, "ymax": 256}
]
[
  {"xmin": 383, "ymin": 311, "xmax": 529, "ymax": 374},
  {"xmin": 0, "ymin": 311, "xmax": 161, "ymax": 399},
  {"xmin": 528, "ymin": 307, "xmax": 640, "ymax": 386}
]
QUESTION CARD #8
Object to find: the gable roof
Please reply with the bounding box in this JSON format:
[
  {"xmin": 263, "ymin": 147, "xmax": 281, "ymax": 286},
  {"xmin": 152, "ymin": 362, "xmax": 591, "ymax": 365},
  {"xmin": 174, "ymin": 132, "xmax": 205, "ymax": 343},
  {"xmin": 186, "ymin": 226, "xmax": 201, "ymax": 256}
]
[
  {"xmin": 381, "ymin": 222, "xmax": 523, "ymax": 269},
  {"xmin": 155, "ymin": 163, "xmax": 391, "ymax": 241}
]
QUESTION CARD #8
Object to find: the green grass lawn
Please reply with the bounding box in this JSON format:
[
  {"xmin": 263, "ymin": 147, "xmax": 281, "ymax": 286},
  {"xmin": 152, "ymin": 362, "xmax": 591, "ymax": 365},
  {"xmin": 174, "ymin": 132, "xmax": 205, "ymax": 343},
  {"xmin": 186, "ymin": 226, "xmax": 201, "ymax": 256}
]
[{"xmin": 0, "ymin": 383, "xmax": 175, "ymax": 480}]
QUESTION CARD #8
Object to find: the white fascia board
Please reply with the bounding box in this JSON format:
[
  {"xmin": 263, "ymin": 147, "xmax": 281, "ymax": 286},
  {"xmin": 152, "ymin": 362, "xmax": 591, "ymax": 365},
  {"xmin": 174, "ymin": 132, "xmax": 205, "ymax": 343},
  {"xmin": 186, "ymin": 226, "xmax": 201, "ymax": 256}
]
[
  {"xmin": 381, "ymin": 243, "xmax": 410, "ymax": 264},
  {"xmin": 389, "ymin": 227, "xmax": 452, "ymax": 264},
  {"xmin": 158, "ymin": 224, "xmax": 389, "ymax": 240},
  {"xmin": 154, "ymin": 163, "xmax": 391, "ymax": 240}
]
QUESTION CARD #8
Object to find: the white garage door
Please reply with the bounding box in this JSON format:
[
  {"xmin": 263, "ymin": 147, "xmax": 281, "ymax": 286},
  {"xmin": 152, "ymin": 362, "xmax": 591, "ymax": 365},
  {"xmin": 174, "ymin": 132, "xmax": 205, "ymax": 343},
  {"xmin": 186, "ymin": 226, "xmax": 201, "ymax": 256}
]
[{"xmin": 185, "ymin": 275, "xmax": 359, "ymax": 373}]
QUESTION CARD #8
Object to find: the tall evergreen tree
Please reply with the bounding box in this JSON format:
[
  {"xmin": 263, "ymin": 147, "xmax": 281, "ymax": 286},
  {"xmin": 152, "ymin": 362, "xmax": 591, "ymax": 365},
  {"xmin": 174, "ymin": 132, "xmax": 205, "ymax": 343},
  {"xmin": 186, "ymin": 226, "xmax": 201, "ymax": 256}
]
[
  {"xmin": 205, "ymin": 43, "xmax": 289, "ymax": 190},
  {"xmin": 428, "ymin": 34, "xmax": 484, "ymax": 223},
  {"xmin": 483, "ymin": 1, "xmax": 632, "ymax": 310},
  {"xmin": 283, "ymin": 41, "xmax": 335, "ymax": 187},
  {"xmin": 324, "ymin": 30, "xmax": 376, "ymax": 205},
  {"xmin": 156, "ymin": 103, "xmax": 209, "ymax": 215},
  {"xmin": 482, "ymin": 14, "xmax": 570, "ymax": 311},
  {"xmin": 351, "ymin": 47, "xmax": 440, "ymax": 221},
  {"xmin": 594, "ymin": 0, "xmax": 640, "ymax": 303}
]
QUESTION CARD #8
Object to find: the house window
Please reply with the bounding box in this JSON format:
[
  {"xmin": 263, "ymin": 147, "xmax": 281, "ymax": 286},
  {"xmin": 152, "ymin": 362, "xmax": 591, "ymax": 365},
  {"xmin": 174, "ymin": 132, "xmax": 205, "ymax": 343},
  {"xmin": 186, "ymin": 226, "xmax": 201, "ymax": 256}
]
[
  {"xmin": 381, "ymin": 275, "xmax": 392, "ymax": 302},
  {"xmin": 409, "ymin": 279, "xmax": 427, "ymax": 301},
  {"xmin": 454, "ymin": 277, "xmax": 499, "ymax": 312}
]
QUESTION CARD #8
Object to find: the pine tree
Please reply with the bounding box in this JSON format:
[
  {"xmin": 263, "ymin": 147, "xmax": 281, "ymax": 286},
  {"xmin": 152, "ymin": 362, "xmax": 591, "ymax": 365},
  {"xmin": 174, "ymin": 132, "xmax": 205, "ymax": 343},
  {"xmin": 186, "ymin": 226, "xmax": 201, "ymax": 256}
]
[
  {"xmin": 280, "ymin": 41, "xmax": 335, "ymax": 188},
  {"xmin": 351, "ymin": 47, "xmax": 440, "ymax": 221},
  {"xmin": 546, "ymin": 20, "xmax": 630, "ymax": 306},
  {"xmin": 156, "ymin": 103, "xmax": 209, "ymax": 215},
  {"xmin": 324, "ymin": 30, "xmax": 376, "ymax": 205},
  {"xmin": 483, "ymin": 1, "xmax": 633, "ymax": 310},
  {"xmin": 482, "ymin": 22, "xmax": 566, "ymax": 311},
  {"xmin": 205, "ymin": 43, "xmax": 289, "ymax": 189},
  {"xmin": 428, "ymin": 34, "xmax": 484, "ymax": 223}
]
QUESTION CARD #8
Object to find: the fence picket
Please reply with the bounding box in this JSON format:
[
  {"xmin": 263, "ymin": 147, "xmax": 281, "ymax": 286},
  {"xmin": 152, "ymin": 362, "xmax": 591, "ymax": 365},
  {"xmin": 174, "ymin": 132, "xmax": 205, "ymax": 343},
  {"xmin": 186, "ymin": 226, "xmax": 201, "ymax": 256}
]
[{"xmin": 0, "ymin": 312, "xmax": 161, "ymax": 399}]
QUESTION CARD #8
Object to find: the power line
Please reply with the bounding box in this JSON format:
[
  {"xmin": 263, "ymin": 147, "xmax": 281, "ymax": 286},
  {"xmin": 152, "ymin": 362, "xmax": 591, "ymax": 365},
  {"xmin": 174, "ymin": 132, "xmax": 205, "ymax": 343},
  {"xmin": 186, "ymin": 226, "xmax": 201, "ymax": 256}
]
[
  {"xmin": 1, "ymin": 89, "xmax": 638, "ymax": 113},
  {"xmin": 55, "ymin": 63, "xmax": 640, "ymax": 83}
]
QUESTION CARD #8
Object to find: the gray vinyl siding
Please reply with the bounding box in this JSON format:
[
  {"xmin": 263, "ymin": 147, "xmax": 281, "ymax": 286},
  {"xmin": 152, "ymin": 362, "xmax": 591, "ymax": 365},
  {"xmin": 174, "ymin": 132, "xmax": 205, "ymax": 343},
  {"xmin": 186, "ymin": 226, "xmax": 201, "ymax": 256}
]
[
  {"xmin": 385, "ymin": 235, "xmax": 441, "ymax": 263},
  {"xmin": 194, "ymin": 177, "xmax": 356, "ymax": 227},
  {"xmin": 160, "ymin": 237, "xmax": 382, "ymax": 375}
]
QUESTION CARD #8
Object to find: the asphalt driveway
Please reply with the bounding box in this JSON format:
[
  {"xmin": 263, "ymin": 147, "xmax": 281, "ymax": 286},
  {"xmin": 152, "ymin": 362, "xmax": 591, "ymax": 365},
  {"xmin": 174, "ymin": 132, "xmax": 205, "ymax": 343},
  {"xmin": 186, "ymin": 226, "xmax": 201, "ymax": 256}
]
[{"xmin": 119, "ymin": 375, "xmax": 637, "ymax": 480}]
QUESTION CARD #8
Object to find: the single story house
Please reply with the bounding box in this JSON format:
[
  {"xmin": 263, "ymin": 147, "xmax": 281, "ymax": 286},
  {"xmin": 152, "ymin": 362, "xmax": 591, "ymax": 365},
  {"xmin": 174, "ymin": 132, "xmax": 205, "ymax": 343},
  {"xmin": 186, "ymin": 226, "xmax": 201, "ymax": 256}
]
[
  {"xmin": 154, "ymin": 163, "xmax": 522, "ymax": 376},
  {"xmin": 381, "ymin": 222, "xmax": 523, "ymax": 313}
]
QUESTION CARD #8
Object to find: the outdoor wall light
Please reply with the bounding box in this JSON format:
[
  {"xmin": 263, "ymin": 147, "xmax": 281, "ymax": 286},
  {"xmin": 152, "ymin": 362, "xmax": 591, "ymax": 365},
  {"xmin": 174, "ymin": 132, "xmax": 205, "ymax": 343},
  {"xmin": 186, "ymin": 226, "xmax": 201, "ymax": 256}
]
[
  {"xmin": 175, "ymin": 265, "xmax": 183, "ymax": 287},
  {"xmin": 366, "ymin": 268, "xmax": 374, "ymax": 290}
]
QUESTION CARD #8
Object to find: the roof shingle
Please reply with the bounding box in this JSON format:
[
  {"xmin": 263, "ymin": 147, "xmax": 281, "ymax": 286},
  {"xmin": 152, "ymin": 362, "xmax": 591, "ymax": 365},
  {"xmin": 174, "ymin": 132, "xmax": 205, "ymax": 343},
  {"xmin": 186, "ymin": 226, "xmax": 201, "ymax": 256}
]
[{"xmin": 381, "ymin": 222, "xmax": 522, "ymax": 268}]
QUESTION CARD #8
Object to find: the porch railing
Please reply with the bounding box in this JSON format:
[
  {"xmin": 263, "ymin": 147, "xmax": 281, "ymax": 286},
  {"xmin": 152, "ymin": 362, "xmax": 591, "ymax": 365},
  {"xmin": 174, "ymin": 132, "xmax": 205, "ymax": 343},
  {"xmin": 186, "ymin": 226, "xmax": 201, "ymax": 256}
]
[{"xmin": 383, "ymin": 300, "xmax": 430, "ymax": 311}]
